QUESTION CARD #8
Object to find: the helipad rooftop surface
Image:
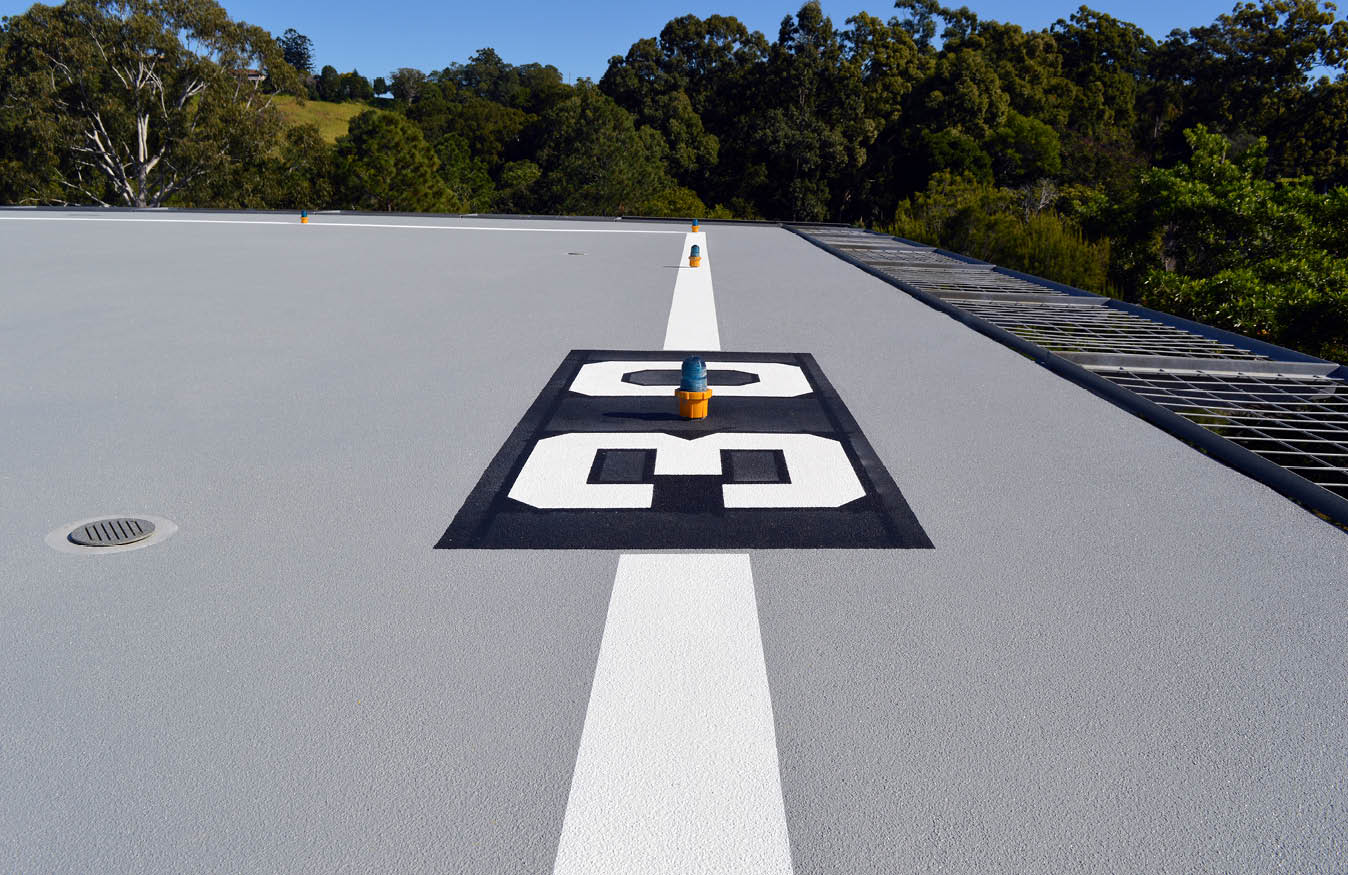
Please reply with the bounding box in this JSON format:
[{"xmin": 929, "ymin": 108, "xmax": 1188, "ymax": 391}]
[{"xmin": 2, "ymin": 210, "xmax": 1345, "ymax": 872}]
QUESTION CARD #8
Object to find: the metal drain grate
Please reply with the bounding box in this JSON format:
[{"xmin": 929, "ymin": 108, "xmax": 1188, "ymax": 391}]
[
  {"xmin": 1090, "ymin": 368, "xmax": 1348, "ymax": 498},
  {"xmin": 68, "ymin": 517, "xmax": 155, "ymax": 547},
  {"xmin": 957, "ymin": 300, "xmax": 1269, "ymax": 359},
  {"xmin": 840, "ymin": 248, "xmax": 957, "ymax": 262},
  {"xmin": 898, "ymin": 274, "xmax": 1069, "ymax": 299}
]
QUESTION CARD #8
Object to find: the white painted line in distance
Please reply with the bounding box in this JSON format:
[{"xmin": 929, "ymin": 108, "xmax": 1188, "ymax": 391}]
[
  {"xmin": 553, "ymin": 555, "xmax": 794, "ymax": 875},
  {"xmin": 663, "ymin": 231, "xmax": 722, "ymax": 350},
  {"xmin": 0, "ymin": 215, "xmax": 682, "ymax": 234}
]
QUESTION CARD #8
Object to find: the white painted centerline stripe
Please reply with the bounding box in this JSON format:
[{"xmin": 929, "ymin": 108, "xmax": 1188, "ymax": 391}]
[
  {"xmin": 0, "ymin": 215, "xmax": 682, "ymax": 233},
  {"xmin": 553, "ymin": 555, "xmax": 794, "ymax": 875},
  {"xmin": 663, "ymin": 231, "xmax": 721, "ymax": 351},
  {"xmin": 554, "ymin": 227, "xmax": 793, "ymax": 869}
]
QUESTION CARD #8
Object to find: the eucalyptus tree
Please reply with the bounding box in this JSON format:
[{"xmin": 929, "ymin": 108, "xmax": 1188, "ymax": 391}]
[{"xmin": 1, "ymin": 0, "xmax": 299, "ymax": 207}]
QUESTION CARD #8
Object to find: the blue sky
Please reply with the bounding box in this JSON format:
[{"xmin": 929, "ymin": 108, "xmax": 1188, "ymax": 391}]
[{"xmin": 3, "ymin": 1, "xmax": 1267, "ymax": 82}]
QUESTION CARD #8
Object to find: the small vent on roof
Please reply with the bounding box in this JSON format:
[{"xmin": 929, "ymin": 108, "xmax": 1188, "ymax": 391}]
[{"xmin": 68, "ymin": 517, "xmax": 155, "ymax": 547}]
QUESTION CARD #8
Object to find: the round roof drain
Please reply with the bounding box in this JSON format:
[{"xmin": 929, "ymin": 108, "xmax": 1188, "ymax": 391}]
[
  {"xmin": 47, "ymin": 514, "xmax": 177, "ymax": 555},
  {"xmin": 68, "ymin": 517, "xmax": 155, "ymax": 547}
]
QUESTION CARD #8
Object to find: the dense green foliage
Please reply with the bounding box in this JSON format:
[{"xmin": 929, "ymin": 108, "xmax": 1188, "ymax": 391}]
[
  {"xmin": 2, "ymin": 0, "xmax": 1346, "ymax": 359},
  {"xmin": 889, "ymin": 173, "xmax": 1113, "ymax": 294},
  {"xmin": 1129, "ymin": 126, "xmax": 1348, "ymax": 361},
  {"xmin": 334, "ymin": 110, "xmax": 454, "ymax": 211}
]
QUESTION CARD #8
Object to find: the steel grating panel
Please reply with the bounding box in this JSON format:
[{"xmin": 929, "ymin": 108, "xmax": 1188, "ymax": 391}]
[
  {"xmin": 1090, "ymin": 368, "xmax": 1348, "ymax": 498},
  {"xmin": 905, "ymin": 273, "xmax": 1055, "ymax": 289},
  {"xmin": 909, "ymin": 281, "xmax": 1037, "ymax": 292},
  {"xmin": 871, "ymin": 265, "xmax": 1012, "ymax": 279},
  {"xmin": 867, "ymin": 256, "xmax": 992, "ymax": 270},
  {"xmin": 903, "ymin": 268, "xmax": 1026, "ymax": 278},
  {"xmin": 869, "ymin": 260, "xmax": 980, "ymax": 272},
  {"xmin": 957, "ymin": 300, "xmax": 1268, "ymax": 359},
  {"xmin": 840, "ymin": 251, "xmax": 940, "ymax": 263},
  {"xmin": 838, "ymin": 247, "xmax": 948, "ymax": 260},
  {"xmin": 834, "ymin": 246, "xmax": 929, "ymax": 257},
  {"xmin": 851, "ymin": 247, "xmax": 955, "ymax": 258},
  {"xmin": 902, "ymin": 280, "xmax": 1072, "ymax": 299},
  {"xmin": 865, "ymin": 262, "xmax": 1075, "ymax": 298},
  {"xmin": 811, "ymin": 233, "xmax": 882, "ymax": 242}
]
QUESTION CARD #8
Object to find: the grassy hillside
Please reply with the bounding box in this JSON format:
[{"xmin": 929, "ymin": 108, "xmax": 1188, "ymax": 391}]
[{"xmin": 270, "ymin": 96, "xmax": 367, "ymax": 142}]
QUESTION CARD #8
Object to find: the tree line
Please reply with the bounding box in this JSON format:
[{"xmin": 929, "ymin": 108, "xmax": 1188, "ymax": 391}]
[{"xmin": 1, "ymin": 0, "xmax": 1346, "ymax": 360}]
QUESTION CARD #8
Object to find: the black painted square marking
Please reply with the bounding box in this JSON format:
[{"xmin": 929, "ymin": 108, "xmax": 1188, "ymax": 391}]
[
  {"xmin": 436, "ymin": 350, "xmax": 933, "ymax": 549},
  {"xmin": 723, "ymin": 449, "xmax": 789, "ymax": 484},
  {"xmin": 589, "ymin": 449, "xmax": 656, "ymax": 484}
]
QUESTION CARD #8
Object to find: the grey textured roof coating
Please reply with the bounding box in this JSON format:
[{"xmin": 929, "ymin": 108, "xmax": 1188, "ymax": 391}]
[{"xmin": 2, "ymin": 211, "xmax": 1346, "ymax": 872}]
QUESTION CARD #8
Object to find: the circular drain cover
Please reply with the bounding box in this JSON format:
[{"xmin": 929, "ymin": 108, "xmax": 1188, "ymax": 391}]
[{"xmin": 68, "ymin": 517, "xmax": 155, "ymax": 547}]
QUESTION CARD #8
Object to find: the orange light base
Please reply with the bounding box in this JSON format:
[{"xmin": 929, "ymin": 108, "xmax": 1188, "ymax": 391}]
[
  {"xmin": 689, "ymin": 255, "xmax": 702, "ymax": 267},
  {"xmin": 300, "ymin": 216, "xmax": 308, "ymax": 224},
  {"xmin": 676, "ymin": 388, "xmax": 713, "ymax": 419}
]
